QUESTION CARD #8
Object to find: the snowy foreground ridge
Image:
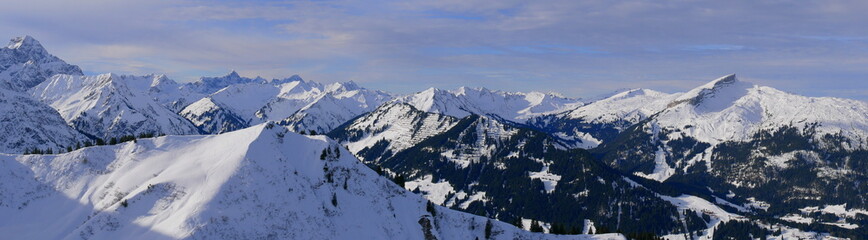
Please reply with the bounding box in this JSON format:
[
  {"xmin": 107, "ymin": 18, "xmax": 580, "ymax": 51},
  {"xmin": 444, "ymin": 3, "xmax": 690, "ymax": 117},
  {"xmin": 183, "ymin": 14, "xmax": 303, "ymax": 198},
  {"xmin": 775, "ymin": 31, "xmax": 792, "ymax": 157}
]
[{"xmin": 0, "ymin": 123, "xmax": 621, "ymax": 240}]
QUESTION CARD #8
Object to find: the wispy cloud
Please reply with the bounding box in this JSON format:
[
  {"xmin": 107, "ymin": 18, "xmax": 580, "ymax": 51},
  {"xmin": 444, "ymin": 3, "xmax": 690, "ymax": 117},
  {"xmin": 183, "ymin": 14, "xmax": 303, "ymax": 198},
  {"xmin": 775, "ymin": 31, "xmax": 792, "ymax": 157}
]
[{"xmin": 683, "ymin": 44, "xmax": 747, "ymax": 52}]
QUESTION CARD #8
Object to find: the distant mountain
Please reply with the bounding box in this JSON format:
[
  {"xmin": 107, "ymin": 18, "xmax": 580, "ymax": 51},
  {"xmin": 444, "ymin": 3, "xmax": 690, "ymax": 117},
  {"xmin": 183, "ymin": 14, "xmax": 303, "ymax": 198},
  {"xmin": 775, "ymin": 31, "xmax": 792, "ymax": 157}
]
[
  {"xmin": 122, "ymin": 74, "xmax": 197, "ymax": 112},
  {"xmin": 0, "ymin": 36, "xmax": 82, "ymax": 91},
  {"xmin": 179, "ymin": 73, "xmax": 391, "ymax": 134},
  {"xmin": 0, "ymin": 123, "xmax": 621, "ymax": 240},
  {"xmin": 278, "ymin": 81, "xmax": 393, "ymax": 134},
  {"xmin": 179, "ymin": 70, "xmax": 265, "ymax": 95},
  {"xmin": 395, "ymin": 87, "xmax": 581, "ymax": 123},
  {"xmin": 29, "ymin": 73, "xmax": 201, "ymax": 139},
  {"xmin": 529, "ymin": 89, "xmax": 680, "ymax": 148}
]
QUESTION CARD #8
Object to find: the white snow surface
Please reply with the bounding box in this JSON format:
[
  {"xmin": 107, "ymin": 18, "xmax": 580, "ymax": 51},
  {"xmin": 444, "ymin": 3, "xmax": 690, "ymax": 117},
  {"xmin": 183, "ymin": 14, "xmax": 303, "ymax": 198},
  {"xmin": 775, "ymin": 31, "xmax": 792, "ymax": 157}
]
[
  {"xmin": 633, "ymin": 147, "xmax": 676, "ymax": 182},
  {"xmin": 529, "ymin": 165, "xmax": 562, "ymax": 193},
  {"xmin": 404, "ymin": 175, "xmax": 455, "ymax": 205},
  {"xmin": 29, "ymin": 73, "xmax": 200, "ymax": 139},
  {"xmin": 396, "ymin": 86, "xmax": 581, "ymax": 123},
  {"xmin": 801, "ymin": 204, "xmax": 868, "ymax": 218},
  {"xmin": 0, "ymin": 123, "xmax": 619, "ymax": 240}
]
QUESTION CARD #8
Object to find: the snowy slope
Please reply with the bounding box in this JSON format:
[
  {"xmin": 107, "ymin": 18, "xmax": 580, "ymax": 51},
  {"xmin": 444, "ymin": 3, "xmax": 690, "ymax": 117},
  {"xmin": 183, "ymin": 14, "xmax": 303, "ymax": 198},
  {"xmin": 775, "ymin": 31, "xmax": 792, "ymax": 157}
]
[
  {"xmin": 29, "ymin": 73, "xmax": 200, "ymax": 139},
  {"xmin": 0, "ymin": 88, "xmax": 87, "ymax": 153},
  {"xmin": 0, "ymin": 123, "xmax": 622, "ymax": 240},
  {"xmin": 395, "ymin": 87, "xmax": 581, "ymax": 123},
  {"xmin": 0, "ymin": 36, "xmax": 82, "ymax": 91}
]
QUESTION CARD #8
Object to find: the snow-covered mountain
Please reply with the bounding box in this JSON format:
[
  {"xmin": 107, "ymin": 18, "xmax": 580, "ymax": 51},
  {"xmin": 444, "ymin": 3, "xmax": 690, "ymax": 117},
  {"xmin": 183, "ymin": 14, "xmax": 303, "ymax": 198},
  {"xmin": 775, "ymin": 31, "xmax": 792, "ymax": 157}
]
[
  {"xmin": 598, "ymin": 74, "xmax": 868, "ymax": 181},
  {"xmin": 180, "ymin": 72, "xmax": 391, "ymax": 134},
  {"xmin": 329, "ymin": 102, "xmax": 461, "ymax": 162},
  {"xmin": 395, "ymin": 87, "xmax": 581, "ymax": 123},
  {"xmin": 0, "ymin": 36, "xmax": 82, "ymax": 91},
  {"xmin": 0, "ymin": 88, "xmax": 88, "ymax": 153},
  {"xmin": 593, "ymin": 75, "xmax": 868, "ymax": 234},
  {"xmin": 0, "ymin": 123, "xmax": 622, "ymax": 240},
  {"xmin": 121, "ymin": 74, "xmax": 196, "ymax": 112},
  {"xmin": 658, "ymin": 74, "xmax": 867, "ymax": 146},
  {"xmin": 278, "ymin": 81, "xmax": 394, "ymax": 134},
  {"xmin": 29, "ymin": 73, "xmax": 201, "ymax": 139},
  {"xmin": 0, "ymin": 36, "xmax": 88, "ymax": 153},
  {"xmin": 530, "ymin": 89, "xmax": 681, "ymax": 148},
  {"xmin": 331, "ymin": 110, "xmax": 737, "ymax": 236},
  {"xmin": 179, "ymin": 70, "xmax": 265, "ymax": 95},
  {"xmin": 1, "ymin": 36, "xmax": 862, "ymax": 238}
]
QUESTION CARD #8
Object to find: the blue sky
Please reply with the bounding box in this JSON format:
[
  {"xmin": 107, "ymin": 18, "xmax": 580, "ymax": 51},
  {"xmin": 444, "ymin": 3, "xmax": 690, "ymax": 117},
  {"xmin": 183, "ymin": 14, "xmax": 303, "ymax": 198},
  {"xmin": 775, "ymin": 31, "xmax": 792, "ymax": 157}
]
[{"xmin": 2, "ymin": 0, "xmax": 867, "ymax": 100}]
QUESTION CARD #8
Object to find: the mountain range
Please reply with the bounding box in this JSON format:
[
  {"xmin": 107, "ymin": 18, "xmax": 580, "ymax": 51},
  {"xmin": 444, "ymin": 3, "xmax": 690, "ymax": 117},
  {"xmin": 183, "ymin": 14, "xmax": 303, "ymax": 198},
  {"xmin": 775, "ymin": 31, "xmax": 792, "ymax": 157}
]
[{"xmin": 1, "ymin": 35, "xmax": 865, "ymax": 239}]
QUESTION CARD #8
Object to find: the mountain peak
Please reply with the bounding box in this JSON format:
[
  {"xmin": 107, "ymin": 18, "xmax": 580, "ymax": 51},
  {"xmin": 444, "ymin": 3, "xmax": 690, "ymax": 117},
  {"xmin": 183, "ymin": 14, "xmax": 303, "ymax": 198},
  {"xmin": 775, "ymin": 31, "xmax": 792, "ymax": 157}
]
[
  {"xmin": 271, "ymin": 74, "xmax": 304, "ymax": 84},
  {"xmin": 6, "ymin": 35, "xmax": 43, "ymax": 50},
  {"xmin": 668, "ymin": 74, "xmax": 754, "ymax": 112},
  {"xmin": 338, "ymin": 80, "xmax": 360, "ymax": 90},
  {"xmin": 696, "ymin": 74, "xmax": 738, "ymax": 91},
  {"xmin": 226, "ymin": 70, "xmax": 241, "ymax": 78}
]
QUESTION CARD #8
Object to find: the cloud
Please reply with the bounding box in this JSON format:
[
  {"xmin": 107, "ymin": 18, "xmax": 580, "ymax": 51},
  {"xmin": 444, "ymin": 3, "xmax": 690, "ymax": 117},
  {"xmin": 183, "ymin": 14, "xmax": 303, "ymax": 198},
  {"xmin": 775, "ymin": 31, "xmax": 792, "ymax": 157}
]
[{"xmin": 0, "ymin": 0, "xmax": 866, "ymax": 100}]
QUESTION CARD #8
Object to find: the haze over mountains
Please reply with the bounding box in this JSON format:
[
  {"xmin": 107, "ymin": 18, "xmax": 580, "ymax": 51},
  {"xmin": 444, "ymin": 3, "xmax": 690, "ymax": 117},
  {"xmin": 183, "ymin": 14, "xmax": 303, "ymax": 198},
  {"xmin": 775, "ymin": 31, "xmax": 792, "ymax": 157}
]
[{"xmin": 1, "ymin": 36, "xmax": 865, "ymax": 239}]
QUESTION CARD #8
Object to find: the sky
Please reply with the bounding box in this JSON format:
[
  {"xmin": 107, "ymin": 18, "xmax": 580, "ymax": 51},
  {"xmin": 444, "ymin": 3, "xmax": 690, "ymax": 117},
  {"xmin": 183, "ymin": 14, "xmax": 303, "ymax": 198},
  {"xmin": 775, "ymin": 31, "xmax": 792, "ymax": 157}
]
[{"xmin": 1, "ymin": 0, "xmax": 867, "ymax": 100}]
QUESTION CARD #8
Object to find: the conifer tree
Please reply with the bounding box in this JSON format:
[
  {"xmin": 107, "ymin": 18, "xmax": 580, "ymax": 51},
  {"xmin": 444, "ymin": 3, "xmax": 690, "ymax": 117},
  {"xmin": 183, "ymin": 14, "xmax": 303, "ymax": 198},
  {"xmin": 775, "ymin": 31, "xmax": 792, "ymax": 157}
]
[
  {"xmin": 394, "ymin": 175, "xmax": 405, "ymax": 188},
  {"xmin": 530, "ymin": 220, "xmax": 543, "ymax": 233},
  {"xmin": 485, "ymin": 220, "xmax": 493, "ymax": 239}
]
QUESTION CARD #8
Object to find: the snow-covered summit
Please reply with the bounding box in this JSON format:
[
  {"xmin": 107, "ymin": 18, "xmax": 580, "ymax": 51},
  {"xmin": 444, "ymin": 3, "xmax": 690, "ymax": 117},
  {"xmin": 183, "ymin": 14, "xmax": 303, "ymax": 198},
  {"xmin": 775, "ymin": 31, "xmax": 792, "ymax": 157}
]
[
  {"xmin": 655, "ymin": 74, "xmax": 868, "ymax": 146},
  {"xmin": 29, "ymin": 73, "xmax": 200, "ymax": 139},
  {"xmin": 565, "ymin": 88, "xmax": 679, "ymax": 124},
  {"xmin": 180, "ymin": 70, "xmax": 265, "ymax": 95},
  {"xmin": 395, "ymin": 86, "xmax": 581, "ymax": 123},
  {"xmin": 0, "ymin": 123, "xmax": 620, "ymax": 239},
  {"xmin": 526, "ymin": 88, "xmax": 680, "ymax": 148},
  {"xmin": 179, "ymin": 72, "xmax": 392, "ymax": 134},
  {"xmin": 278, "ymin": 82, "xmax": 393, "ymax": 134},
  {"xmin": 0, "ymin": 36, "xmax": 82, "ymax": 91},
  {"xmin": 6, "ymin": 36, "xmax": 44, "ymax": 52},
  {"xmin": 269, "ymin": 74, "xmax": 305, "ymax": 85},
  {"xmin": 329, "ymin": 102, "xmax": 461, "ymax": 161}
]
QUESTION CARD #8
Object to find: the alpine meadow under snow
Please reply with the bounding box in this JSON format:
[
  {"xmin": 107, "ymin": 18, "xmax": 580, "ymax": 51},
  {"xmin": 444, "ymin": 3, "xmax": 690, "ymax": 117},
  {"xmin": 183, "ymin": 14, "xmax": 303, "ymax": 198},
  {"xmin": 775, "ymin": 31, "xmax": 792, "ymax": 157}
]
[{"xmin": 1, "ymin": 35, "xmax": 866, "ymax": 240}]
